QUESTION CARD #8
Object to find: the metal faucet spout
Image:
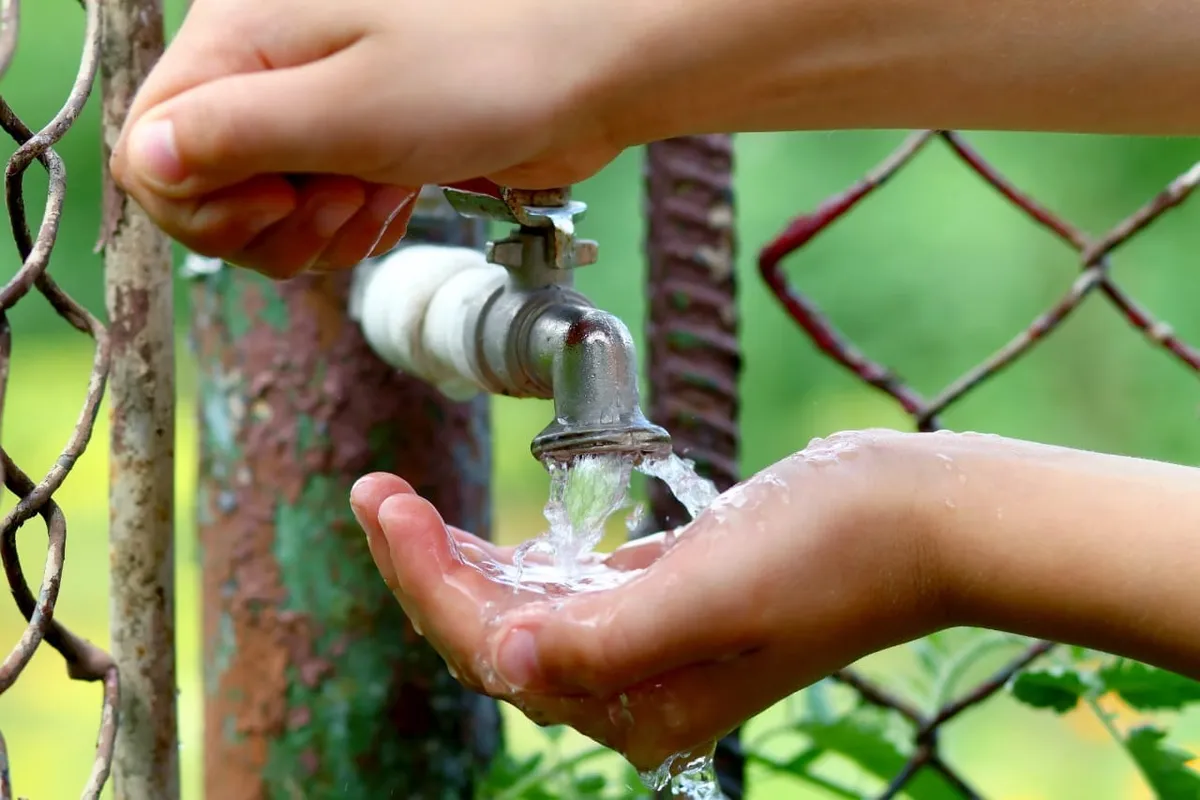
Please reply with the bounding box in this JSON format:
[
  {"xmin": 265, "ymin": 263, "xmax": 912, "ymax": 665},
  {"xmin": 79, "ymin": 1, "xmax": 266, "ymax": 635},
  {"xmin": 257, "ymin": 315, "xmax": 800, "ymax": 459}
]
[
  {"xmin": 524, "ymin": 304, "xmax": 670, "ymax": 465},
  {"xmin": 352, "ymin": 186, "xmax": 673, "ymax": 467}
]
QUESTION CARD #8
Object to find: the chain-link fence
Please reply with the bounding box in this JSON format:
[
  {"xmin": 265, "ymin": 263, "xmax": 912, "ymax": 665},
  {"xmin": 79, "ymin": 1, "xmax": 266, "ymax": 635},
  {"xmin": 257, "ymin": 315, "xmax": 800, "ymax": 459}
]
[
  {"xmin": 0, "ymin": 0, "xmax": 119, "ymax": 798},
  {"xmin": 7, "ymin": 0, "xmax": 1200, "ymax": 796},
  {"xmin": 757, "ymin": 129, "xmax": 1200, "ymax": 798}
]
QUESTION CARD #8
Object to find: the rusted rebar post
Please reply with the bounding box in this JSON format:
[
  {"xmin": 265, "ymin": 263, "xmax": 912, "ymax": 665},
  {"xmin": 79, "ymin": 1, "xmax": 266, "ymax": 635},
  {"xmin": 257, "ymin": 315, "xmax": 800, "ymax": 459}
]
[
  {"xmin": 189, "ymin": 189, "xmax": 498, "ymax": 799},
  {"xmin": 99, "ymin": 0, "xmax": 179, "ymax": 797},
  {"xmin": 643, "ymin": 136, "xmax": 743, "ymax": 797}
]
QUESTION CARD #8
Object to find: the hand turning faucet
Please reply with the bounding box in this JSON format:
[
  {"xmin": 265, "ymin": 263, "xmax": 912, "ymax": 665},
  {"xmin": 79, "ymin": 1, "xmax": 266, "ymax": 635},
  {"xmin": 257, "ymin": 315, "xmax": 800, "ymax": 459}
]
[{"xmin": 350, "ymin": 180, "xmax": 671, "ymax": 467}]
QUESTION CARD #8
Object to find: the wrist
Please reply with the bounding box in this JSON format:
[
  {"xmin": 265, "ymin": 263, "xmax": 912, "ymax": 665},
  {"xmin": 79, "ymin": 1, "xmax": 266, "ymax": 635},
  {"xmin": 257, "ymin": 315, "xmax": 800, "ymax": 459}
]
[
  {"xmin": 579, "ymin": 0, "xmax": 763, "ymax": 147},
  {"xmin": 904, "ymin": 432, "xmax": 1200, "ymax": 676},
  {"xmin": 564, "ymin": 0, "xmax": 923, "ymax": 147},
  {"xmin": 841, "ymin": 432, "xmax": 957, "ymax": 642},
  {"xmin": 766, "ymin": 431, "xmax": 952, "ymax": 664}
]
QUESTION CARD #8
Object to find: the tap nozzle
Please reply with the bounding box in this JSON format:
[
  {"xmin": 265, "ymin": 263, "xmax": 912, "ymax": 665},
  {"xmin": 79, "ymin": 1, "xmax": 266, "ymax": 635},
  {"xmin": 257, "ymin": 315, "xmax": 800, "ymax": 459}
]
[{"xmin": 523, "ymin": 304, "xmax": 671, "ymax": 466}]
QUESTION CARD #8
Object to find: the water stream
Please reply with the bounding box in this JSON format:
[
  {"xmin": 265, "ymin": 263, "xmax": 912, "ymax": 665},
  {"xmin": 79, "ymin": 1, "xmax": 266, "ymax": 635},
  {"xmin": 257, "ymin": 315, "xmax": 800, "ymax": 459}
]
[{"xmin": 482, "ymin": 450, "xmax": 726, "ymax": 798}]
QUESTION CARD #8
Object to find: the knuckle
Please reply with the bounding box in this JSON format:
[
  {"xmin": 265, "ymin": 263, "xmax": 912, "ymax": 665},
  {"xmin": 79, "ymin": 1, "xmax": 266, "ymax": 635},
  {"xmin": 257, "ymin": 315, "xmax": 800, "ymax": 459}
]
[
  {"xmin": 538, "ymin": 623, "xmax": 619, "ymax": 694},
  {"xmin": 572, "ymin": 626, "xmax": 632, "ymax": 695},
  {"xmin": 183, "ymin": 105, "xmax": 246, "ymax": 169}
]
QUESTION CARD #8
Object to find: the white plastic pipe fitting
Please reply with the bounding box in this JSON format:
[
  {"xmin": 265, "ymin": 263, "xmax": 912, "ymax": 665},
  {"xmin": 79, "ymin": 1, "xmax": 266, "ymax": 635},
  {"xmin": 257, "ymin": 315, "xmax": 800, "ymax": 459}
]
[{"xmin": 349, "ymin": 244, "xmax": 506, "ymax": 401}]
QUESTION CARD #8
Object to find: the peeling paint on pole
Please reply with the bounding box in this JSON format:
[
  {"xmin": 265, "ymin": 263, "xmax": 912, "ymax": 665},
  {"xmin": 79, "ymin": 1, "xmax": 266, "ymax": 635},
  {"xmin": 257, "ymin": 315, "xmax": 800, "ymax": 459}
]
[
  {"xmin": 191, "ymin": 199, "xmax": 498, "ymax": 799},
  {"xmin": 99, "ymin": 0, "xmax": 180, "ymax": 797}
]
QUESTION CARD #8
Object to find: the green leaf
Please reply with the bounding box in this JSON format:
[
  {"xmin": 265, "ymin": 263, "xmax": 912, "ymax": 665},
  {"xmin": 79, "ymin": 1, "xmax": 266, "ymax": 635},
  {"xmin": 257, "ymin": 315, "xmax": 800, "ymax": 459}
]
[
  {"xmin": 475, "ymin": 751, "xmax": 546, "ymax": 798},
  {"xmin": 539, "ymin": 724, "xmax": 567, "ymax": 743},
  {"xmin": 1065, "ymin": 645, "xmax": 1099, "ymax": 663},
  {"xmin": 570, "ymin": 772, "xmax": 610, "ymax": 796},
  {"xmin": 911, "ymin": 636, "xmax": 945, "ymax": 678},
  {"xmin": 780, "ymin": 746, "xmax": 824, "ymax": 775},
  {"xmin": 1100, "ymin": 661, "xmax": 1200, "ymax": 712},
  {"xmin": 1009, "ymin": 668, "xmax": 1091, "ymax": 713},
  {"xmin": 795, "ymin": 715, "xmax": 961, "ymax": 800},
  {"xmin": 1125, "ymin": 726, "xmax": 1200, "ymax": 798}
]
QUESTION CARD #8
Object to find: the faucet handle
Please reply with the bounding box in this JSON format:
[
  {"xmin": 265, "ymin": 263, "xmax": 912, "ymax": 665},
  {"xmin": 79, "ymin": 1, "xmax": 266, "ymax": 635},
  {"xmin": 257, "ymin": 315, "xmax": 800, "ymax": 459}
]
[
  {"xmin": 439, "ymin": 180, "xmax": 598, "ymax": 270},
  {"xmin": 441, "ymin": 179, "xmax": 573, "ymax": 225}
]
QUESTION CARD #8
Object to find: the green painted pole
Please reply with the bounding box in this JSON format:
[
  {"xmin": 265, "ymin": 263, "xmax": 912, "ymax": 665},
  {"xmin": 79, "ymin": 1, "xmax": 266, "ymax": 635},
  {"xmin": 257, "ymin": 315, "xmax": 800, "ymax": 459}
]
[{"xmin": 189, "ymin": 190, "xmax": 499, "ymax": 800}]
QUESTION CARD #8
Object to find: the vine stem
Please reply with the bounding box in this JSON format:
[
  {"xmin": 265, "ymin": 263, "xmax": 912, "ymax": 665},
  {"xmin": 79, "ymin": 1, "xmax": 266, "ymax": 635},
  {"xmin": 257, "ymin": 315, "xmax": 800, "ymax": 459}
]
[
  {"xmin": 1085, "ymin": 693, "xmax": 1172, "ymax": 799},
  {"xmin": 1085, "ymin": 695, "xmax": 1124, "ymax": 744}
]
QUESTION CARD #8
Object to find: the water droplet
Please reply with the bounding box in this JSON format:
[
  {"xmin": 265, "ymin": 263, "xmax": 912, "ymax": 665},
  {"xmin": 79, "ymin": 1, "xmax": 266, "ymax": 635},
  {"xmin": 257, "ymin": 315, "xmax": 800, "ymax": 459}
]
[
  {"xmin": 625, "ymin": 502, "xmax": 646, "ymax": 534},
  {"xmin": 639, "ymin": 749, "xmax": 724, "ymax": 798}
]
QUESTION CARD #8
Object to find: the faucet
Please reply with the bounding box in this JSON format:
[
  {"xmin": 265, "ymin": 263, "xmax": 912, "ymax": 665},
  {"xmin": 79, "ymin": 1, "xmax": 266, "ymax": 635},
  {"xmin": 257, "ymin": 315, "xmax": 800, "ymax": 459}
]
[{"xmin": 350, "ymin": 183, "xmax": 671, "ymax": 467}]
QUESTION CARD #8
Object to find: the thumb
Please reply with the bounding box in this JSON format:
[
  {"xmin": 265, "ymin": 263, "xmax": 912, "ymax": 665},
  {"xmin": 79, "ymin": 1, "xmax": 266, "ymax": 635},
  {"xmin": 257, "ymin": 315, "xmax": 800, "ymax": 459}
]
[
  {"xmin": 487, "ymin": 529, "xmax": 773, "ymax": 697},
  {"xmin": 118, "ymin": 46, "xmax": 391, "ymax": 199}
]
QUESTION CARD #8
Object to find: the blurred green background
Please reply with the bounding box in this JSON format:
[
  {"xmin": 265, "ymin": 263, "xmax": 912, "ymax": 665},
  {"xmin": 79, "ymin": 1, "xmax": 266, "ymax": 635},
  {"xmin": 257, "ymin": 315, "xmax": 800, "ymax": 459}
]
[{"xmin": 4, "ymin": 2, "xmax": 1200, "ymax": 798}]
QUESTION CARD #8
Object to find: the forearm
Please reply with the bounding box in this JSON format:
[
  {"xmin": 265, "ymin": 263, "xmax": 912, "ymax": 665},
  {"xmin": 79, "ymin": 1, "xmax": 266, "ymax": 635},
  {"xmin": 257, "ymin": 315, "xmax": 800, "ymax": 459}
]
[
  {"xmin": 594, "ymin": 0, "xmax": 1200, "ymax": 143},
  {"xmin": 906, "ymin": 433, "xmax": 1200, "ymax": 677}
]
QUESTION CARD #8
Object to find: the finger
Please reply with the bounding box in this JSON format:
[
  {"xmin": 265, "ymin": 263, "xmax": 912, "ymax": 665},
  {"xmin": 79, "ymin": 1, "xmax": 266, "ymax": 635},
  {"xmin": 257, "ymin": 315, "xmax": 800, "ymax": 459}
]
[
  {"xmin": 603, "ymin": 531, "xmax": 672, "ymax": 572},
  {"xmin": 119, "ymin": 47, "xmax": 396, "ymax": 200},
  {"xmin": 349, "ymin": 472, "xmax": 416, "ymax": 592},
  {"xmin": 313, "ymin": 184, "xmax": 418, "ymax": 271},
  {"xmin": 595, "ymin": 645, "xmax": 795, "ymax": 771},
  {"xmin": 377, "ymin": 494, "xmax": 507, "ymax": 681},
  {"xmin": 511, "ymin": 643, "xmax": 800, "ymax": 772},
  {"xmin": 122, "ymin": 173, "xmax": 297, "ymax": 259},
  {"xmin": 366, "ymin": 200, "xmax": 417, "ymax": 259},
  {"xmin": 230, "ymin": 175, "xmax": 367, "ymax": 277},
  {"xmin": 112, "ymin": 0, "xmax": 366, "ymax": 186},
  {"xmin": 488, "ymin": 515, "xmax": 773, "ymax": 696},
  {"xmin": 448, "ymin": 528, "xmax": 518, "ymax": 566}
]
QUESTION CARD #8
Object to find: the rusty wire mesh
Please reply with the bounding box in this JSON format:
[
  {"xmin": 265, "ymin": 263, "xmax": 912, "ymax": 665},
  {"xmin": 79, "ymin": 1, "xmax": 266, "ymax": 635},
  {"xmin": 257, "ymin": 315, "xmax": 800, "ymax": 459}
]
[
  {"xmin": 758, "ymin": 129, "xmax": 1200, "ymax": 798},
  {"xmin": 0, "ymin": 0, "xmax": 119, "ymax": 798}
]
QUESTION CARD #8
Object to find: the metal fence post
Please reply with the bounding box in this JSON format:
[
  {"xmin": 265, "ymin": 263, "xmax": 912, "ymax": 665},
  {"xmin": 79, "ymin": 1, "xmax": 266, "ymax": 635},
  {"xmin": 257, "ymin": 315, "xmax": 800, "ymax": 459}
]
[
  {"xmin": 189, "ymin": 190, "xmax": 499, "ymax": 799},
  {"xmin": 643, "ymin": 136, "xmax": 743, "ymax": 796},
  {"xmin": 99, "ymin": 0, "xmax": 180, "ymax": 797}
]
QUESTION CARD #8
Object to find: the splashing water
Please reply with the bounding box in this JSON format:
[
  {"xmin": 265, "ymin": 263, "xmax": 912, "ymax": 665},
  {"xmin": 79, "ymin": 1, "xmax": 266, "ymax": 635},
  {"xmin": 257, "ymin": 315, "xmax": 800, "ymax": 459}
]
[
  {"xmin": 640, "ymin": 748, "xmax": 723, "ymax": 799},
  {"xmin": 481, "ymin": 450, "xmax": 726, "ymax": 799},
  {"xmin": 542, "ymin": 453, "xmax": 634, "ymax": 571},
  {"xmin": 638, "ymin": 453, "xmax": 720, "ymax": 518},
  {"xmin": 634, "ymin": 454, "xmax": 727, "ymax": 798}
]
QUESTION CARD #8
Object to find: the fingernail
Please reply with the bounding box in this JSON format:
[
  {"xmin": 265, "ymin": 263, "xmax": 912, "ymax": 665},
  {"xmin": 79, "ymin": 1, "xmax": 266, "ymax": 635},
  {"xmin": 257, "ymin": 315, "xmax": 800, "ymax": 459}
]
[
  {"xmin": 367, "ymin": 186, "xmax": 416, "ymax": 223},
  {"xmin": 349, "ymin": 474, "xmax": 383, "ymax": 508},
  {"xmin": 495, "ymin": 628, "xmax": 541, "ymax": 691},
  {"xmin": 246, "ymin": 205, "xmax": 290, "ymax": 236},
  {"xmin": 128, "ymin": 119, "xmax": 186, "ymax": 185},
  {"xmin": 313, "ymin": 200, "xmax": 361, "ymax": 238}
]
